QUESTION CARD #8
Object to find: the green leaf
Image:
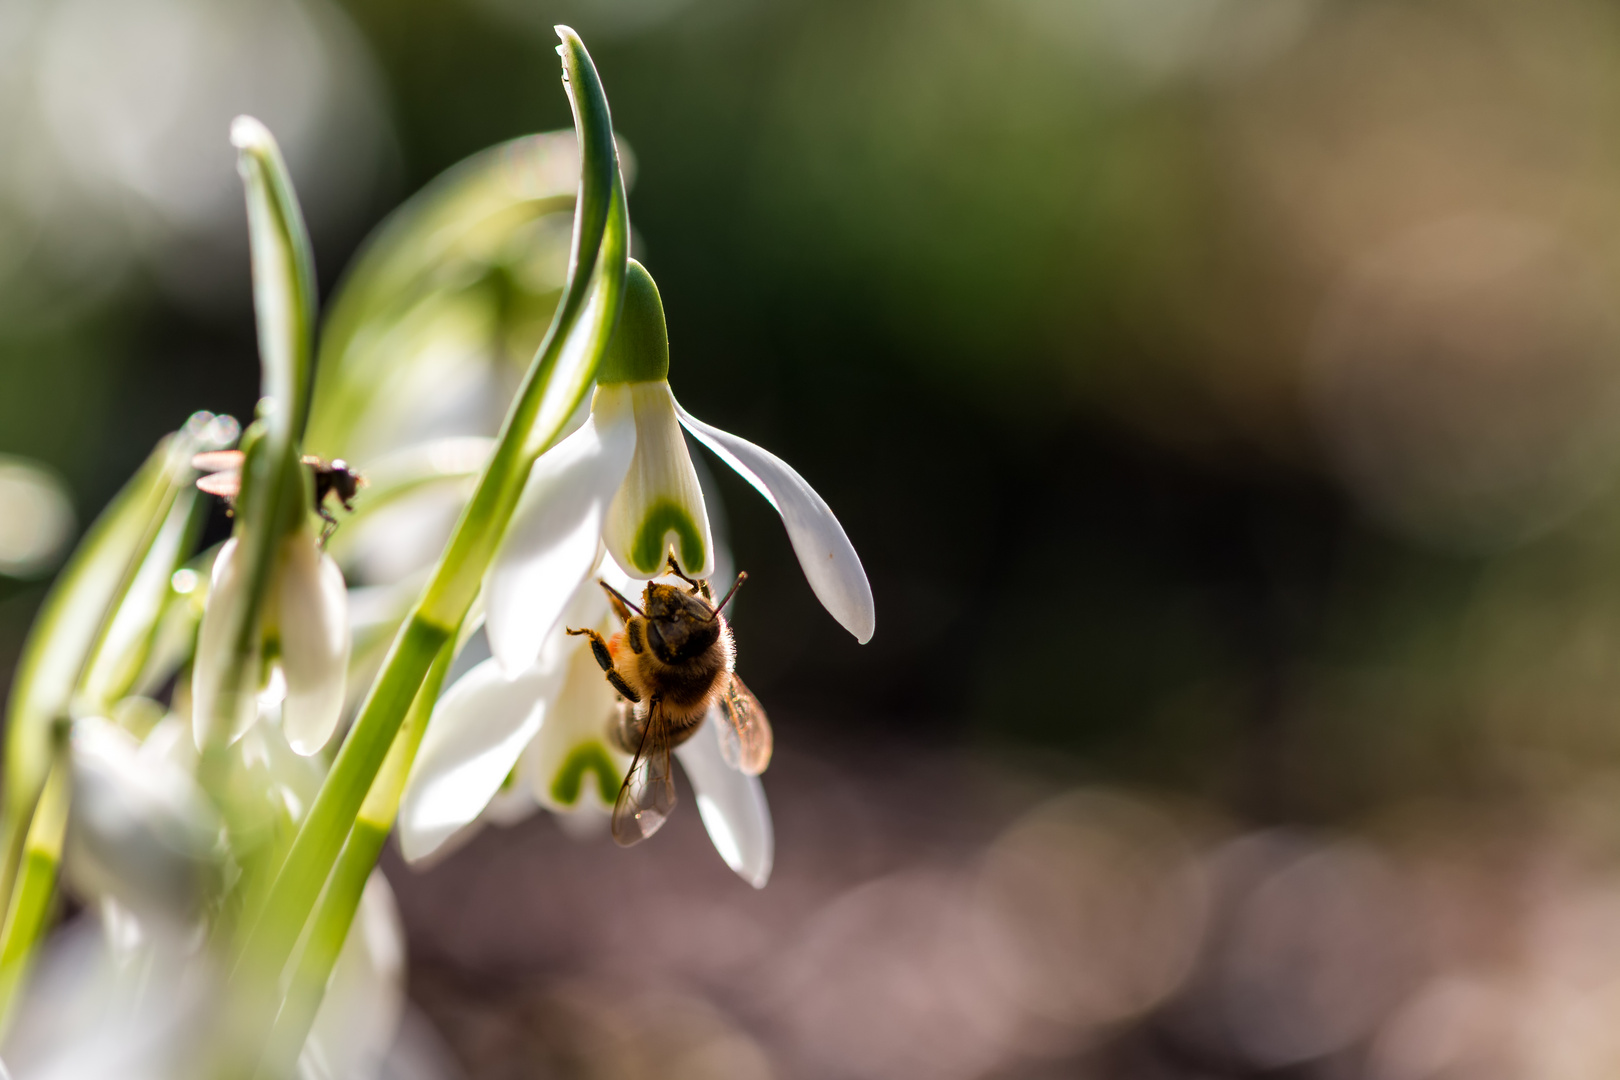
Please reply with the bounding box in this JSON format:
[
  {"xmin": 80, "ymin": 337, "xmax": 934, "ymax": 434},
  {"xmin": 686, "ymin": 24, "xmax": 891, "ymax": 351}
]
[
  {"xmin": 75, "ymin": 481, "xmax": 203, "ymax": 714},
  {"xmin": 5, "ymin": 433, "xmax": 185, "ymax": 828},
  {"xmin": 0, "ymin": 411, "xmax": 228, "ymax": 908},
  {"xmin": 232, "ymin": 116, "xmax": 317, "ymax": 446}
]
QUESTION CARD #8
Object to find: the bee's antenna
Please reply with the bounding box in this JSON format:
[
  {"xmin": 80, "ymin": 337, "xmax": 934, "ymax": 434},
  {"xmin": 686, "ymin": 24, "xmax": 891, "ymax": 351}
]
[
  {"xmin": 599, "ymin": 581, "xmax": 645, "ymax": 616},
  {"xmin": 708, "ymin": 572, "xmax": 747, "ymax": 619}
]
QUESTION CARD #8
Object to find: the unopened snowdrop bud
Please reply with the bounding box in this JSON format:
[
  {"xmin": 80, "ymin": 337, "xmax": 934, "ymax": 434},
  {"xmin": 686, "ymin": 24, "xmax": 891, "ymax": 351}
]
[
  {"xmin": 65, "ymin": 719, "xmax": 222, "ymax": 925},
  {"xmin": 273, "ymin": 531, "xmax": 351, "ymax": 754},
  {"xmin": 191, "ymin": 529, "xmax": 350, "ymax": 754}
]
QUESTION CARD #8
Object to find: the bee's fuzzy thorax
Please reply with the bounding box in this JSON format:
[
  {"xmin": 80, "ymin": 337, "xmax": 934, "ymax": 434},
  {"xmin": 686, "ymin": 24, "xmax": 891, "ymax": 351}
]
[{"xmin": 612, "ymin": 613, "xmax": 735, "ymax": 726}]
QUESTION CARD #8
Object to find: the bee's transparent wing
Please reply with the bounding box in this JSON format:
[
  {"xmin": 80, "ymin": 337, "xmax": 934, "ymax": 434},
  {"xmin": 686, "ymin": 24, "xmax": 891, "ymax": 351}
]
[
  {"xmin": 717, "ymin": 674, "xmax": 773, "ymax": 776},
  {"xmin": 612, "ymin": 708, "xmax": 677, "ymax": 847}
]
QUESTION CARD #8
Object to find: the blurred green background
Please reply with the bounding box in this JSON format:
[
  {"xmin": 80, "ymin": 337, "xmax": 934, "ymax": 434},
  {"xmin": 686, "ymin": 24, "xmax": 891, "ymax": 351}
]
[
  {"xmin": 10, "ymin": 0, "xmax": 1620, "ymax": 814},
  {"xmin": 13, "ymin": 1, "xmax": 1620, "ymax": 1075}
]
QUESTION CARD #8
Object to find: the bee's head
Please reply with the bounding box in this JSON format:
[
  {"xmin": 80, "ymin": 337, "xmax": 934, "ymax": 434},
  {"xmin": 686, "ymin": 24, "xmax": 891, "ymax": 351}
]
[
  {"xmin": 641, "ymin": 581, "xmax": 722, "ymax": 661},
  {"xmin": 643, "ymin": 581, "xmax": 716, "ymax": 624}
]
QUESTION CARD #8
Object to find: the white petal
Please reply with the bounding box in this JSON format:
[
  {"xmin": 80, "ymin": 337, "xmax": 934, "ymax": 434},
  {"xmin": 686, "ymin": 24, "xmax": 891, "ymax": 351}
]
[
  {"xmin": 603, "ymin": 382, "xmax": 715, "ymax": 579},
  {"xmin": 484, "ymin": 781, "xmax": 542, "ymax": 826},
  {"xmin": 528, "ymin": 628, "xmax": 628, "ymax": 814},
  {"xmin": 675, "ymin": 400, "xmax": 874, "ymax": 643},
  {"xmin": 303, "ymin": 870, "xmax": 405, "ymax": 1080},
  {"xmin": 235, "ymin": 714, "xmax": 325, "ymax": 826},
  {"xmin": 397, "ymin": 656, "xmax": 563, "ymax": 863},
  {"xmin": 277, "ymin": 538, "xmax": 351, "ymax": 756},
  {"xmin": 66, "ymin": 718, "xmax": 221, "ymax": 923},
  {"xmin": 191, "ymin": 539, "xmax": 260, "ymax": 750},
  {"xmin": 486, "ymin": 395, "xmax": 637, "ymax": 674},
  {"xmin": 674, "ymin": 713, "xmax": 774, "ymax": 888}
]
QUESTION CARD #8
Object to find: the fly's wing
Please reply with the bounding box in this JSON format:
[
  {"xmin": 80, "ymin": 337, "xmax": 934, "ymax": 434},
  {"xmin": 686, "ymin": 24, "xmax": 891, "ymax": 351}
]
[
  {"xmin": 717, "ymin": 674, "xmax": 773, "ymax": 776},
  {"xmin": 195, "ymin": 472, "xmax": 241, "ymax": 499},
  {"xmin": 191, "ymin": 450, "xmax": 244, "ymax": 499},
  {"xmin": 612, "ymin": 706, "xmax": 678, "ymax": 847},
  {"xmin": 192, "ymin": 450, "xmax": 244, "ymax": 472}
]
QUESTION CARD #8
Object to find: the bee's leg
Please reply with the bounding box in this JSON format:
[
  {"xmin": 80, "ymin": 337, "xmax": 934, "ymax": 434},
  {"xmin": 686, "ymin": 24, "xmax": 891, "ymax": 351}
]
[
  {"xmin": 665, "ymin": 554, "xmax": 710, "ymax": 598},
  {"xmin": 565, "ymin": 627, "xmax": 614, "ymax": 672},
  {"xmin": 565, "ymin": 627, "xmax": 642, "ymax": 703}
]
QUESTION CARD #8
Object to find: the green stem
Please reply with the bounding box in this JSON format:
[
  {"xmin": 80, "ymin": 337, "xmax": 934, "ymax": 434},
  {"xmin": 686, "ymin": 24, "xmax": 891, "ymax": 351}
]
[
  {"xmin": 0, "ymin": 753, "xmax": 68, "ymax": 1037},
  {"xmin": 253, "ymin": 641, "xmax": 453, "ymax": 1080},
  {"xmin": 228, "ymin": 25, "xmax": 628, "ymax": 995}
]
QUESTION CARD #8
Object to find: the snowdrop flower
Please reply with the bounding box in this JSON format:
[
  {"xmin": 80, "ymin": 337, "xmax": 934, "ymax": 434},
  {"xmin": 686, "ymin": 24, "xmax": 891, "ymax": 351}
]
[
  {"xmin": 300, "ymin": 872, "xmax": 406, "ymax": 1080},
  {"xmin": 485, "ymin": 258, "xmax": 874, "ymax": 676},
  {"xmin": 38, "ymin": 712, "xmax": 403, "ymax": 1080},
  {"xmin": 191, "ymin": 527, "xmax": 350, "ymax": 755},
  {"xmin": 64, "ymin": 718, "xmax": 223, "ymax": 925},
  {"xmin": 400, "ymin": 557, "xmax": 774, "ymax": 887}
]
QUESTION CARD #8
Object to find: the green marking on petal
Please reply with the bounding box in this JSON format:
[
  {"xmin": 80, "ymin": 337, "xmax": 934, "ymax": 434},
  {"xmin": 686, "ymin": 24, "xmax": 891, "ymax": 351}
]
[
  {"xmin": 550, "ymin": 741, "xmax": 621, "ymax": 807},
  {"xmin": 630, "ymin": 498, "xmax": 705, "ymax": 575},
  {"xmin": 595, "ymin": 753, "xmax": 620, "ymax": 807},
  {"xmin": 596, "ymin": 260, "xmax": 669, "ymax": 384}
]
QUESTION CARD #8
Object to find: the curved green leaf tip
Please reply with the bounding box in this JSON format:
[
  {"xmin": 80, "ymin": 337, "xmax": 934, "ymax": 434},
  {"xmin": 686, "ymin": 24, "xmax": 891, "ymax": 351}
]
[
  {"xmin": 598, "ymin": 259, "xmax": 670, "ymax": 385},
  {"xmin": 230, "ymin": 115, "xmax": 316, "ymax": 445}
]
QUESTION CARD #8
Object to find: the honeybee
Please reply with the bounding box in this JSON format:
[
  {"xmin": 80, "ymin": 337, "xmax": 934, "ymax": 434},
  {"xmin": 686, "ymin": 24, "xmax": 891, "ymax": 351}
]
[
  {"xmin": 567, "ymin": 555, "xmax": 772, "ymax": 846},
  {"xmin": 192, "ymin": 450, "xmax": 364, "ymax": 542}
]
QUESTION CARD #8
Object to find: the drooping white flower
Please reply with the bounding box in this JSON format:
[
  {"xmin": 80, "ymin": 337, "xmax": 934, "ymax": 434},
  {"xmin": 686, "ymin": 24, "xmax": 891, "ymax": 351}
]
[
  {"xmin": 484, "ymin": 258, "xmax": 874, "ymax": 676},
  {"xmin": 301, "ymin": 871, "xmax": 406, "ymax": 1080},
  {"xmin": 191, "ymin": 528, "xmax": 351, "ymax": 754},
  {"xmin": 399, "ymin": 559, "xmax": 774, "ymax": 887},
  {"xmin": 35, "ymin": 711, "xmax": 406, "ymax": 1080},
  {"xmin": 64, "ymin": 717, "xmax": 222, "ymax": 925}
]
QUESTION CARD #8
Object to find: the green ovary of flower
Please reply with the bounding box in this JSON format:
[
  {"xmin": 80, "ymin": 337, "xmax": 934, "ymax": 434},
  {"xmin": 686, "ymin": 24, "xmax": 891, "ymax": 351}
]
[
  {"xmin": 594, "ymin": 260, "xmax": 669, "ymax": 385},
  {"xmin": 630, "ymin": 498, "xmax": 705, "ymax": 575},
  {"xmin": 549, "ymin": 742, "xmax": 621, "ymax": 807}
]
